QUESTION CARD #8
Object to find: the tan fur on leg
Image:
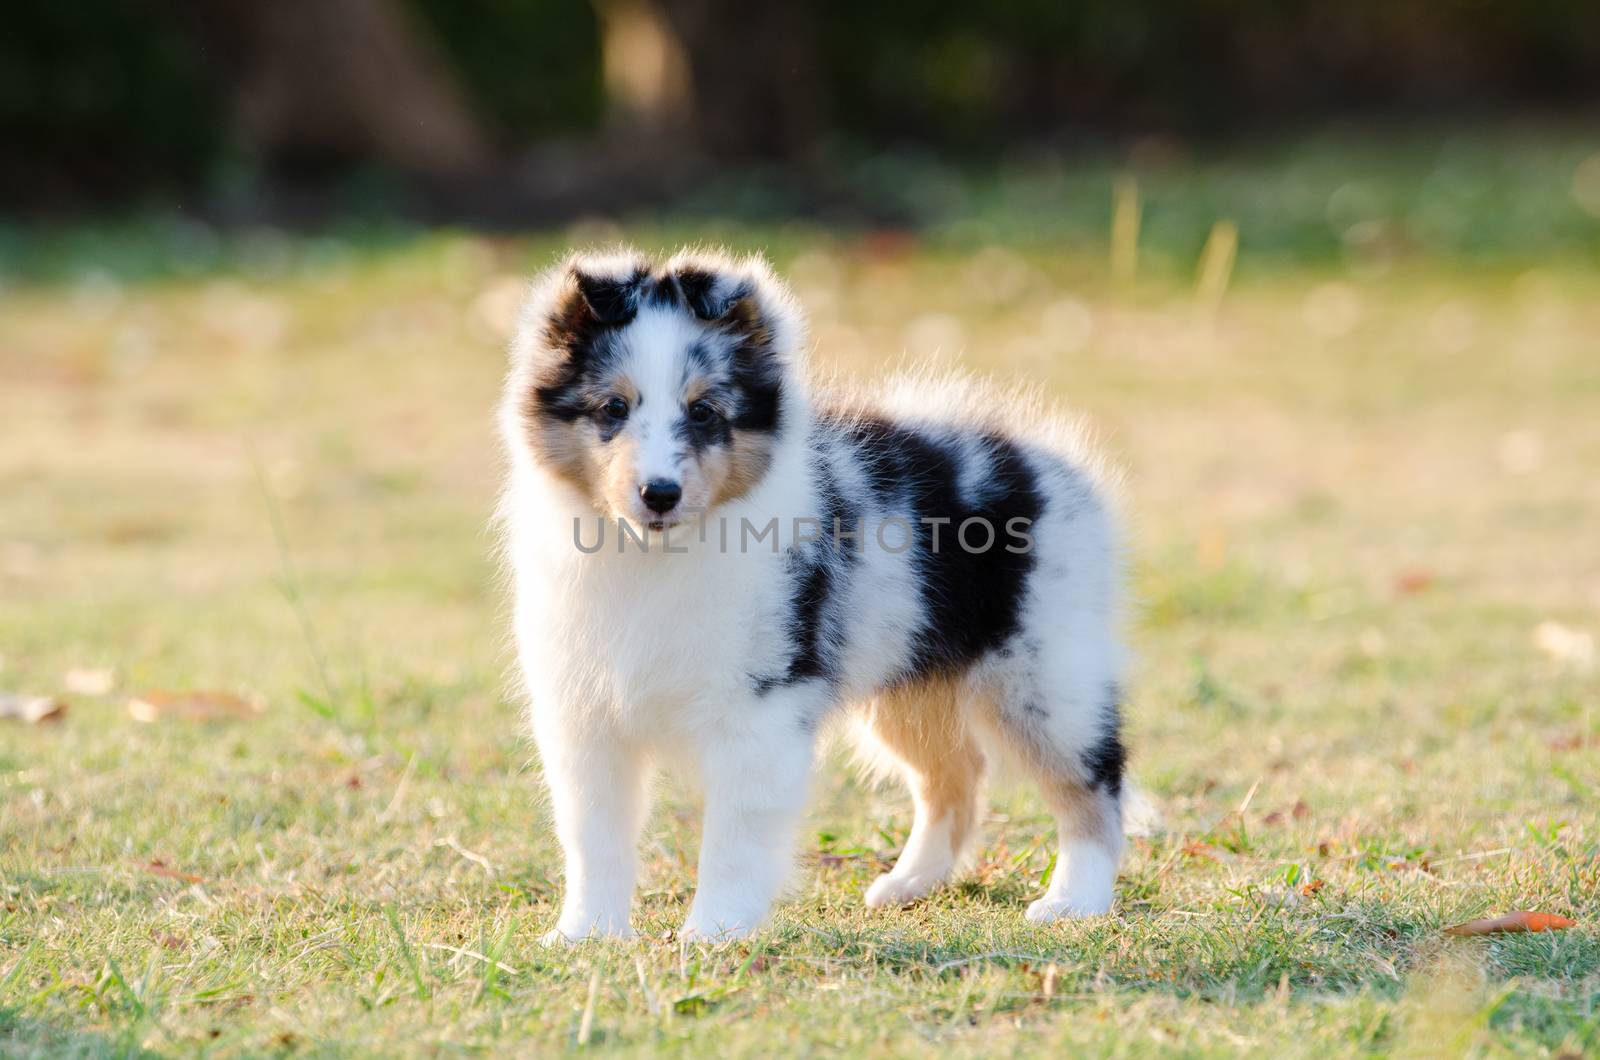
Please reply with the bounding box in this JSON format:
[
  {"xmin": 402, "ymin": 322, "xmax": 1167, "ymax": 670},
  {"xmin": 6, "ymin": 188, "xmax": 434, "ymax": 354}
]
[
  {"xmin": 858, "ymin": 677, "xmax": 985, "ymax": 907},
  {"xmin": 968, "ymin": 689, "xmax": 1123, "ymax": 920}
]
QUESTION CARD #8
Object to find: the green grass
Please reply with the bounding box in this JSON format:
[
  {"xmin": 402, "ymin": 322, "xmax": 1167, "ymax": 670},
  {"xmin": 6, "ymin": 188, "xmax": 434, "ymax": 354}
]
[{"xmin": 3, "ymin": 126, "xmax": 1600, "ymax": 1056}]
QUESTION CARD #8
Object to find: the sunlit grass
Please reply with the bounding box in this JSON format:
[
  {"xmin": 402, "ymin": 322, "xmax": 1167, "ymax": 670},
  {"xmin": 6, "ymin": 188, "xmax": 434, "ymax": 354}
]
[{"xmin": 3, "ymin": 128, "xmax": 1600, "ymax": 1055}]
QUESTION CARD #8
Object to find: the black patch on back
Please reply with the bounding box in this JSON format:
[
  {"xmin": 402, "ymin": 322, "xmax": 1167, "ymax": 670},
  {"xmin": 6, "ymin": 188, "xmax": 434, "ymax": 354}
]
[
  {"xmin": 750, "ymin": 547, "xmax": 828, "ymax": 695},
  {"xmin": 779, "ymin": 549, "xmax": 833, "ymax": 685},
  {"xmin": 751, "ymin": 457, "xmax": 855, "ymax": 695},
  {"xmin": 1082, "ymin": 681, "xmax": 1126, "ymax": 798},
  {"xmin": 838, "ymin": 416, "xmax": 1042, "ymax": 683},
  {"xmin": 814, "ymin": 454, "xmax": 861, "ymax": 554}
]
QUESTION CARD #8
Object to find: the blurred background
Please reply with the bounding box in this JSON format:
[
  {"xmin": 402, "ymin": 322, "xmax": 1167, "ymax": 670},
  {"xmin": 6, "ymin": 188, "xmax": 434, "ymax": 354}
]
[
  {"xmin": 3, "ymin": 6, "xmax": 1600, "ymax": 1053},
  {"xmin": 7, "ymin": 0, "xmax": 1600, "ymax": 232}
]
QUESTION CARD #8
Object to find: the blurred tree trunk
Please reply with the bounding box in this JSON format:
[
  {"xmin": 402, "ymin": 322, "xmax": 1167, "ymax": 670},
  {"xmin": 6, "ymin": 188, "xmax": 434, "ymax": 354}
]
[
  {"xmin": 594, "ymin": 0, "xmax": 817, "ymax": 163},
  {"xmin": 663, "ymin": 0, "xmax": 817, "ymax": 162},
  {"xmin": 182, "ymin": 0, "xmax": 492, "ymax": 180},
  {"xmin": 591, "ymin": 0, "xmax": 693, "ymax": 148}
]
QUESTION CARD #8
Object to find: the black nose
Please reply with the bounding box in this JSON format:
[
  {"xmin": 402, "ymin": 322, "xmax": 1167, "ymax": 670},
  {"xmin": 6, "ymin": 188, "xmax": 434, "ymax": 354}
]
[{"xmin": 640, "ymin": 479, "xmax": 682, "ymax": 514}]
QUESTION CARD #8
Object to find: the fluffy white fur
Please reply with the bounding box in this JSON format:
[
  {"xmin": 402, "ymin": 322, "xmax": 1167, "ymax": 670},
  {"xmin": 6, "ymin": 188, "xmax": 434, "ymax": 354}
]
[{"xmin": 499, "ymin": 247, "xmax": 1128, "ymax": 942}]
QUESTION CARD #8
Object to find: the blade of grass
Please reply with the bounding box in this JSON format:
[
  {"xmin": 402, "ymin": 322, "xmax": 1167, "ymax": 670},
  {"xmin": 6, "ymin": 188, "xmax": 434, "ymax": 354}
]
[
  {"xmin": 383, "ymin": 904, "xmax": 430, "ymax": 1001},
  {"xmin": 249, "ymin": 442, "xmax": 339, "ymax": 709}
]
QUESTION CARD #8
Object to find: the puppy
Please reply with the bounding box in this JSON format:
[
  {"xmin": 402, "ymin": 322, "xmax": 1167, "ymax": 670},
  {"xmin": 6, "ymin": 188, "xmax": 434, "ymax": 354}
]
[{"xmin": 499, "ymin": 248, "xmax": 1126, "ymax": 942}]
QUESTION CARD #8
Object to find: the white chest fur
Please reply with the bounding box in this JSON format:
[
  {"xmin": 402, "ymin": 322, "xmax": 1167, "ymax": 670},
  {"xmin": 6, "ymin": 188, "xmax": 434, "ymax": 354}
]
[{"xmin": 510, "ymin": 519, "xmax": 791, "ymax": 734}]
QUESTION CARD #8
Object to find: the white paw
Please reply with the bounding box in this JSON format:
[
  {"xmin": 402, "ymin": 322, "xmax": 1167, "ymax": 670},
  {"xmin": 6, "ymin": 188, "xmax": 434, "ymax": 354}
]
[
  {"xmin": 864, "ymin": 870, "xmax": 947, "ymax": 909},
  {"xmin": 540, "ymin": 921, "xmax": 634, "ymax": 945},
  {"xmin": 678, "ymin": 914, "xmax": 760, "ymax": 943},
  {"xmin": 1025, "ymin": 893, "xmax": 1112, "ymax": 923}
]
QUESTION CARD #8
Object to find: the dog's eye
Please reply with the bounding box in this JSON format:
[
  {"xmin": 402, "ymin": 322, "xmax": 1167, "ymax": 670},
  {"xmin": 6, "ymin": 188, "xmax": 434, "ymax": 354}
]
[
  {"xmin": 687, "ymin": 400, "xmax": 719, "ymax": 426},
  {"xmin": 601, "ymin": 396, "xmax": 629, "ymax": 422}
]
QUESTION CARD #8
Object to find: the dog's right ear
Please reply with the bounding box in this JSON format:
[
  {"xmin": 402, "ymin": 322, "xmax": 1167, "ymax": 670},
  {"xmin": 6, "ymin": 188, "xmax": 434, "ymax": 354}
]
[
  {"xmin": 525, "ymin": 251, "xmax": 649, "ymax": 358},
  {"xmin": 571, "ymin": 261, "xmax": 649, "ymax": 326},
  {"xmin": 511, "ymin": 251, "xmax": 650, "ymax": 376}
]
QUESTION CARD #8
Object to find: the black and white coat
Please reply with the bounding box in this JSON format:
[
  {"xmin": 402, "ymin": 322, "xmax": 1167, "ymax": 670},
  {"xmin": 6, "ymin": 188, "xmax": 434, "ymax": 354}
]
[{"xmin": 499, "ymin": 248, "xmax": 1127, "ymax": 941}]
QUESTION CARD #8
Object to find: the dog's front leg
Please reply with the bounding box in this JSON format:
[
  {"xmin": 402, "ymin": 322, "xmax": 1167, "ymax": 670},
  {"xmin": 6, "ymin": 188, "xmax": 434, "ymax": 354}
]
[
  {"xmin": 533, "ymin": 710, "xmax": 650, "ymax": 943},
  {"xmin": 680, "ymin": 709, "xmax": 817, "ymax": 941}
]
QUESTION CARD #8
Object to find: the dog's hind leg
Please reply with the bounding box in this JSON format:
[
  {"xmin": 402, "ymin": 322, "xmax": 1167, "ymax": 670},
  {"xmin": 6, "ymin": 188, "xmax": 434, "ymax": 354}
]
[
  {"xmin": 859, "ymin": 678, "xmax": 986, "ymax": 908},
  {"xmin": 973, "ymin": 648, "xmax": 1125, "ymax": 921}
]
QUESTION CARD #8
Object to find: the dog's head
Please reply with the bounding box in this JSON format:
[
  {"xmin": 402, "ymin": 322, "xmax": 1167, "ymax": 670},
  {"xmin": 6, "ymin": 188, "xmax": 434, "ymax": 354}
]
[{"xmin": 505, "ymin": 248, "xmax": 804, "ymax": 529}]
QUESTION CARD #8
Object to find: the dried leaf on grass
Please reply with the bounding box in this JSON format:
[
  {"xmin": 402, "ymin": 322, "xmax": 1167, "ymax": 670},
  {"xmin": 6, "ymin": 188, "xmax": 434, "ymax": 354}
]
[
  {"xmin": 816, "ymin": 850, "xmax": 890, "ymax": 869},
  {"xmin": 128, "ymin": 690, "xmax": 262, "ymax": 723},
  {"xmin": 1533, "ymin": 621, "xmax": 1595, "ymax": 673},
  {"xmin": 1444, "ymin": 911, "xmax": 1576, "ymax": 936},
  {"xmin": 0, "ymin": 692, "xmax": 66, "ymax": 724},
  {"xmin": 1263, "ymin": 799, "xmax": 1311, "ymax": 826},
  {"xmin": 1393, "ymin": 568, "xmax": 1435, "ymax": 595},
  {"xmin": 64, "ymin": 667, "xmax": 116, "ymax": 695},
  {"xmin": 143, "ymin": 859, "xmax": 204, "ymax": 884}
]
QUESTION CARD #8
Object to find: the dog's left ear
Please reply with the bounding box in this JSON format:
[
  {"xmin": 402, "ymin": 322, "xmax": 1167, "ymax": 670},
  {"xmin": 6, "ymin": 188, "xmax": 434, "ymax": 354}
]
[
  {"xmin": 674, "ymin": 267, "xmax": 753, "ymax": 322},
  {"xmin": 662, "ymin": 252, "xmax": 805, "ymax": 371},
  {"xmin": 573, "ymin": 264, "xmax": 649, "ymax": 325}
]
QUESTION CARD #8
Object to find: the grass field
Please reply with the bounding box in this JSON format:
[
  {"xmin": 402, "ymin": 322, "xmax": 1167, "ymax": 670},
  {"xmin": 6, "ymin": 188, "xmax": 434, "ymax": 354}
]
[{"xmin": 3, "ymin": 127, "xmax": 1600, "ymax": 1056}]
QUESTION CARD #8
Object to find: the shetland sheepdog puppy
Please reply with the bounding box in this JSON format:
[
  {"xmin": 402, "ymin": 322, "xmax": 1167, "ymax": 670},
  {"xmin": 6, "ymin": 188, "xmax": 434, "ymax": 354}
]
[{"xmin": 499, "ymin": 248, "xmax": 1127, "ymax": 942}]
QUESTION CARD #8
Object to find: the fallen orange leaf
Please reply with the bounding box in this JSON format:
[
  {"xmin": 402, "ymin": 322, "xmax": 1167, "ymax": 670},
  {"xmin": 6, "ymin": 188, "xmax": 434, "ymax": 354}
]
[
  {"xmin": 128, "ymin": 690, "xmax": 262, "ymax": 723},
  {"xmin": 1443, "ymin": 911, "xmax": 1575, "ymax": 936},
  {"xmin": 1394, "ymin": 568, "xmax": 1435, "ymax": 595},
  {"xmin": 144, "ymin": 860, "xmax": 204, "ymax": 884},
  {"xmin": 1263, "ymin": 800, "xmax": 1309, "ymax": 826},
  {"xmin": 64, "ymin": 667, "xmax": 115, "ymax": 696}
]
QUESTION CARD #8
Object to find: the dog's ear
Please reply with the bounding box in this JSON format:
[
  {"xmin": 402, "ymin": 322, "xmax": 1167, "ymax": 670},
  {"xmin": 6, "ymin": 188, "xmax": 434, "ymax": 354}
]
[
  {"xmin": 571, "ymin": 260, "xmax": 649, "ymax": 326},
  {"xmin": 511, "ymin": 252, "xmax": 650, "ymax": 377},
  {"xmin": 664, "ymin": 252, "xmax": 806, "ymax": 371},
  {"xmin": 674, "ymin": 266, "xmax": 753, "ymax": 322}
]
